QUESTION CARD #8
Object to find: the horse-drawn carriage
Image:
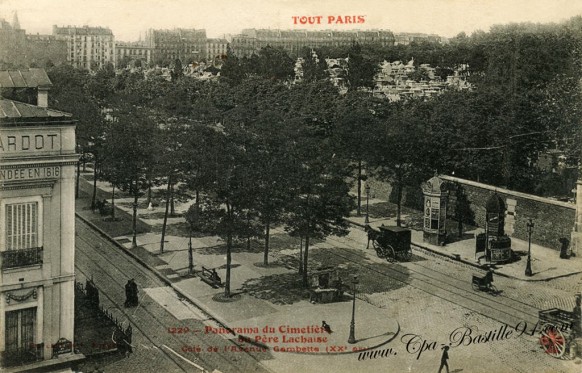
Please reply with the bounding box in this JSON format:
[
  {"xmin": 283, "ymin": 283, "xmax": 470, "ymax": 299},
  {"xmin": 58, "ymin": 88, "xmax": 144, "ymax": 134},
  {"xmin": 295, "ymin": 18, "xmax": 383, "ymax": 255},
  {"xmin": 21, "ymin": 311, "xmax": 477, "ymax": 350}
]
[
  {"xmin": 537, "ymin": 308, "xmax": 579, "ymax": 359},
  {"xmin": 366, "ymin": 224, "xmax": 413, "ymax": 262}
]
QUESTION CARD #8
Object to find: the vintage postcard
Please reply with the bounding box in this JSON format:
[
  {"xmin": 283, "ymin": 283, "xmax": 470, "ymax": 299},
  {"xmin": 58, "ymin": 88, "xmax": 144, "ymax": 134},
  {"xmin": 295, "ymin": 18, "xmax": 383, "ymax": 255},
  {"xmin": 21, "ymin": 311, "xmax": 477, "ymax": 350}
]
[{"xmin": 1, "ymin": 0, "xmax": 581, "ymax": 372}]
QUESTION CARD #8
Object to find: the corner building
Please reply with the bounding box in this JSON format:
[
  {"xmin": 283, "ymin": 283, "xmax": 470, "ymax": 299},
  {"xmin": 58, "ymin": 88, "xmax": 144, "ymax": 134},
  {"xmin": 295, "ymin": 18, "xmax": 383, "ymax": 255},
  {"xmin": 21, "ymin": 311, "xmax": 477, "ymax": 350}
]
[{"xmin": 0, "ymin": 69, "xmax": 82, "ymax": 371}]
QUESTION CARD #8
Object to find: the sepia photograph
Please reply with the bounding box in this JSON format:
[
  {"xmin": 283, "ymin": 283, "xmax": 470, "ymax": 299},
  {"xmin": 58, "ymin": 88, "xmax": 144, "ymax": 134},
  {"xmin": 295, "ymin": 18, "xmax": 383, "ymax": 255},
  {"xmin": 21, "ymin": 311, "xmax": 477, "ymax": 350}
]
[{"xmin": 1, "ymin": 0, "xmax": 582, "ymax": 372}]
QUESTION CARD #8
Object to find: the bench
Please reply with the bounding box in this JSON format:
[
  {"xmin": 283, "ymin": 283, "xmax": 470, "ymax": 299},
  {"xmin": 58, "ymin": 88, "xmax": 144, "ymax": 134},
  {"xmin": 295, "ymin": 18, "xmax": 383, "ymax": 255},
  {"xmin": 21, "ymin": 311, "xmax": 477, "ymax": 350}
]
[
  {"xmin": 199, "ymin": 266, "xmax": 222, "ymax": 288},
  {"xmin": 95, "ymin": 199, "xmax": 113, "ymax": 216}
]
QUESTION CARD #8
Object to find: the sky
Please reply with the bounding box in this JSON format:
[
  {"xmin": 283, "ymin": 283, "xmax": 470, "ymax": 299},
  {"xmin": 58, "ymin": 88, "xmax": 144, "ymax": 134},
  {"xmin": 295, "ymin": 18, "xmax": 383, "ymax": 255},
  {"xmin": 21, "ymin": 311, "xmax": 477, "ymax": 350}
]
[{"xmin": 0, "ymin": 0, "xmax": 581, "ymax": 41}]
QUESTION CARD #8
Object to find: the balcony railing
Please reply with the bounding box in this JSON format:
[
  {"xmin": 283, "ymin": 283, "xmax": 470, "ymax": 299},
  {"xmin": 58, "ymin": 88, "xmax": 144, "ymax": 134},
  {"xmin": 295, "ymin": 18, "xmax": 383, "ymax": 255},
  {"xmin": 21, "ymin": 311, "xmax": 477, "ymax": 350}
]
[
  {"xmin": 1, "ymin": 343, "xmax": 44, "ymax": 368},
  {"xmin": 1, "ymin": 247, "xmax": 43, "ymax": 269}
]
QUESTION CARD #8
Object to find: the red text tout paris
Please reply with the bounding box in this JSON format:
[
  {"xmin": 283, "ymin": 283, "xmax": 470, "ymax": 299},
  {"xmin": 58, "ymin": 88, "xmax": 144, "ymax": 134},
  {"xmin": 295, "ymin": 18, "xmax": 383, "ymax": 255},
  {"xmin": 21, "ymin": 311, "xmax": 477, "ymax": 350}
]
[{"xmin": 292, "ymin": 15, "xmax": 366, "ymax": 25}]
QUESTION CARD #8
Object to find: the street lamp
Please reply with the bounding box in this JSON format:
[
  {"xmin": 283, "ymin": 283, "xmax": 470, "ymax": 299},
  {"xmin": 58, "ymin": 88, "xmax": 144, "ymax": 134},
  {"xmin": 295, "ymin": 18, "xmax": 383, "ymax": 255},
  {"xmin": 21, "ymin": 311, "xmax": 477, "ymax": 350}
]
[
  {"xmin": 365, "ymin": 185, "xmax": 370, "ymax": 224},
  {"xmin": 348, "ymin": 275, "xmax": 359, "ymax": 344},
  {"xmin": 132, "ymin": 202, "xmax": 138, "ymax": 249},
  {"xmin": 188, "ymin": 230, "xmax": 194, "ymax": 275},
  {"xmin": 525, "ymin": 219, "xmax": 534, "ymax": 277}
]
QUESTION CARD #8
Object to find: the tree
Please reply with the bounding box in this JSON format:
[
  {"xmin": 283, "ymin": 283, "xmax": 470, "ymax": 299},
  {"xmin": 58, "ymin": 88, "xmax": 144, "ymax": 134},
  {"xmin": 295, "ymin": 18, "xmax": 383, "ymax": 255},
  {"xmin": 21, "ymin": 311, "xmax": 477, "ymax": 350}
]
[
  {"xmin": 186, "ymin": 124, "xmax": 256, "ymax": 298},
  {"xmin": 253, "ymin": 46, "xmax": 295, "ymax": 81},
  {"xmin": 284, "ymin": 138, "xmax": 355, "ymax": 286},
  {"xmin": 118, "ymin": 55, "xmax": 133, "ymax": 69},
  {"xmin": 47, "ymin": 65, "xmax": 105, "ymax": 204},
  {"xmin": 369, "ymin": 100, "xmax": 431, "ymax": 226},
  {"xmin": 346, "ymin": 42, "xmax": 379, "ymax": 91},
  {"xmin": 540, "ymin": 75, "xmax": 582, "ymax": 167},
  {"xmin": 282, "ymin": 95, "xmax": 356, "ymax": 286},
  {"xmin": 219, "ymin": 47, "xmax": 247, "ymax": 86},
  {"xmin": 102, "ymin": 102, "xmax": 158, "ymax": 247},
  {"xmin": 171, "ymin": 58, "xmax": 183, "ymax": 81},
  {"xmin": 156, "ymin": 120, "xmax": 188, "ymax": 253},
  {"xmin": 245, "ymin": 109, "xmax": 297, "ymax": 266},
  {"xmin": 334, "ymin": 91, "xmax": 380, "ymax": 216},
  {"xmin": 300, "ymin": 48, "xmax": 328, "ymax": 82}
]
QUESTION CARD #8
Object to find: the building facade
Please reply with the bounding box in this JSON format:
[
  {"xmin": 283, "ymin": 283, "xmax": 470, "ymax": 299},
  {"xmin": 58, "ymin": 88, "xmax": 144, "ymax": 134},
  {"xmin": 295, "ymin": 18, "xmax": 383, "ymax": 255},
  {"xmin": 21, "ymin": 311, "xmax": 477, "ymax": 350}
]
[
  {"xmin": 53, "ymin": 25, "xmax": 115, "ymax": 70},
  {"xmin": 230, "ymin": 29, "xmax": 395, "ymax": 58},
  {"xmin": 206, "ymin": 38, "xmax": 228, "ymax": 63},
  {"xmin": 0, "ymin": 17, "xmax": 26, "ymax": 67},
  {"xmin": 0, "ymin": 12, "xmax": 67, "ymax": 68},
  {"xmin": 115, "ymin": 41, "xmax": 152, "ymax": 67},
  {"xmin": 393, "ymin": 32, "xmax": 447, "ymax": 45},
  {"xmin": 145, "ymin": 28, "xmax": 207, "ymax": 65},
  {"xmin": 26, "ymin": 34, "xmax": 68, "ymax": 67},
  {"xmin": 0, "ymin": 68, "xmax": 82, "ymax": 371}
]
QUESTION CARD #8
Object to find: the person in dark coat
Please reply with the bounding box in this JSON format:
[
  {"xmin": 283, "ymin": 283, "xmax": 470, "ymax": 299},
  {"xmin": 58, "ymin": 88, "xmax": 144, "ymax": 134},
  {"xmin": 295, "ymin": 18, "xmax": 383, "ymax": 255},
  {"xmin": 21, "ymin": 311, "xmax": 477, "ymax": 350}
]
[
  {"xmin": 211, "ymin": 269, "xmax": 221, "ymax": 284},
  {"xmin": 129, "ymin": 279, "xmax": 138, "ymax": 306},
  {"xmin": 124, "ymin": 280, "xmax": 132, "ymax": 307},
  {"xmin": 438, "ymin": 345, "xmax": 450, "ymax": 373},
  {"xmin": 322, "ymin": 321, "xmax": 333, "ymax": 334},
  {"xmin": 486, "ymin": 269, "xmax": 494, "ymax": 285}
]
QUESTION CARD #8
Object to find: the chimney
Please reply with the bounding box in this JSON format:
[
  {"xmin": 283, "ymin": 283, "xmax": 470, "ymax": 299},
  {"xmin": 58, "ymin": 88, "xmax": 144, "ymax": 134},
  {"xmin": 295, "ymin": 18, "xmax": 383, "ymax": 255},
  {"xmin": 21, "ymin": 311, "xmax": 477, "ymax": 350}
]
[{"xmin": 37, "ymin": 87, "xmax": 49, "ymax": 108}]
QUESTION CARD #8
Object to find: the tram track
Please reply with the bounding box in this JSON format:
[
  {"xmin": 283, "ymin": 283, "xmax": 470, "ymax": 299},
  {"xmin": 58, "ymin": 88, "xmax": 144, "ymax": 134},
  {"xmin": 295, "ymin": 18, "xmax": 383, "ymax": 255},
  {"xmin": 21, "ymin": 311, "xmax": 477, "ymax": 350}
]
[
  {"xmin": 268, "ymin": 224, "xmax": 544, "ymax": 333},
  {"xmin": 75, "ymin": 218, "xmax": 270, "ymax": 373},
  {"xmin": 271, "ymin": 226, "xmax": 540, "ymax": 322},
  {"xmin": 332, "ymin": 246, "xmax": 540, "ymax": 326},
  {"xmin": 74, "ymin": 263, "xmax": 194, "ymax": 373}
]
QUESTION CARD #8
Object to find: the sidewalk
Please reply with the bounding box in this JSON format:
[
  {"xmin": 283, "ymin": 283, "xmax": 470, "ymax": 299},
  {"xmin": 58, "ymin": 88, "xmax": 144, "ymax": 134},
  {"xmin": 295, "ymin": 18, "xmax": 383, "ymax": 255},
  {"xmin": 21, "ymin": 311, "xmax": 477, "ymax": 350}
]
[
  {"xmin": 350, "ymin": 197, "xmax": 582, "ymax": 282},
  {"xmin": 76, "ymin": 174, "xmax": 582, "ymax": 373},
  {"xmin": 76, "ymin": 176, "xmax": 400, "ymax": 365}
]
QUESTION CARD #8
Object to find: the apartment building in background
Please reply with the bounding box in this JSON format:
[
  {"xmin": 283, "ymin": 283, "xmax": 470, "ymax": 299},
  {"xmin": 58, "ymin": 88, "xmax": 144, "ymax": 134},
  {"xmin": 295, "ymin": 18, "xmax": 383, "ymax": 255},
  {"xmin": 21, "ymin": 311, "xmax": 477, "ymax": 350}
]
[
  {"xmin": 53, "ymin": 25, "xmax": 115, "ymax": 70},
  {"xmin": 230, "ymin": 29, "xmax": 395, "ymax": 58},
  {"xmin": 115, "ymin": 41, "xmax": 152, "ymax": 67},
  {"xmin": 145, "ymin": 28, "xmax": 207, "ymax": 65},
  {"xmin": 206, "ymin": 38, "xmax": 228, "ymax": 64}
]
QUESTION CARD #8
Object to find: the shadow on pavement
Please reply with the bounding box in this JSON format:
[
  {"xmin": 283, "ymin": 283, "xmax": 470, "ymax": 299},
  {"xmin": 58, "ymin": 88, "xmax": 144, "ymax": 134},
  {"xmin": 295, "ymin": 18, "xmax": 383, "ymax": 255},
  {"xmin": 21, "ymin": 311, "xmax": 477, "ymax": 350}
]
[{"xmin": 242, "ymin": 247, "xmax": 411, "ymax": 305}]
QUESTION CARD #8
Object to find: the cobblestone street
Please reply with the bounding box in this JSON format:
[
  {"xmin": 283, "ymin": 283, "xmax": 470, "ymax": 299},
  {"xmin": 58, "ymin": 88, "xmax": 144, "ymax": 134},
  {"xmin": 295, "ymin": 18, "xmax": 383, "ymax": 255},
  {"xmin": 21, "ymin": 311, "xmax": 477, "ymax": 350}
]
[{"xmin": 73, "ymin": 174, "xmax": 582, "ymax": 373}]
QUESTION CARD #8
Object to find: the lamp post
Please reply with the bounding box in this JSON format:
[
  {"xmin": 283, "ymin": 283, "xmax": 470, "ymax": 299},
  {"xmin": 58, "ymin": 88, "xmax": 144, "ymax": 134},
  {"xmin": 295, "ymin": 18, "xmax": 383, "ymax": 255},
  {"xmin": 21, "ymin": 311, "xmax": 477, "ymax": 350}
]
[
  {"xmin": 525, "ymin": 219, "xmax": 534, "ymax": 277},
  {"xmin": 348, "ymin": 275, "xmax": 359, "ymax": 344},
  {"xmin": 188, "ymin": 229, "xmax": 194, "ymax": 275},
  {"xmin": 365, "ymin": 185, "xmax": 370, "ymax": 224}
]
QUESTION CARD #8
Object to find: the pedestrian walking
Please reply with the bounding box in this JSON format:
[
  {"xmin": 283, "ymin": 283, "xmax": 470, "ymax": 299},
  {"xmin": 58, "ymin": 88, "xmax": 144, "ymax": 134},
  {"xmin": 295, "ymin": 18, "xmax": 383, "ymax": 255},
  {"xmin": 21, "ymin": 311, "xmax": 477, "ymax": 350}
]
[
  {"xmin": 438, "ymin": 346, "xmax": 450, "ymax": 373},
  {"xmin": 211, "ymin": 269, "xmax": 221, "ymax": 284},
  {"xmin": 124, "ymin": 280, "xmax": 132, "ymax": 307},
  {"xmin": 322, "ymin": 321, "xmax": 333, "ymax": 334},
  {"xmin": 130, "ymin": 279, "xmax": 138, "ymax": 306}
]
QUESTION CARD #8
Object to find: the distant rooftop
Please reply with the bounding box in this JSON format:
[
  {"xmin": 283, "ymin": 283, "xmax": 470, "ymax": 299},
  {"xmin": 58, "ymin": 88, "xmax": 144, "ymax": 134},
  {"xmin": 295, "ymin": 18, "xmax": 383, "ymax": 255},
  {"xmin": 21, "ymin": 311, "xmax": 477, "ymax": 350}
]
[
  {"xmin": 0, "ymin": 68, "xmax": 52, "ymax": 89},
  {"xmin": 53, "ymin": 25, "xmax": 113, "ymax": 36}
]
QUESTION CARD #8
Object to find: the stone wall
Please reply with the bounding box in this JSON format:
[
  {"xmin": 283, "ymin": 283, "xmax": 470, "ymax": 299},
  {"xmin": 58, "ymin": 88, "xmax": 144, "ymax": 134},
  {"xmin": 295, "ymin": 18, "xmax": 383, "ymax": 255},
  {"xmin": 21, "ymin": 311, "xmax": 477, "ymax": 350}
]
[
  {"xmin": 441, "ymin": 176, "xmax": 575, "ymax": 251},
  {"xmin": 364, "ymin": 175, "xmax": 576, "ymax": 251}
]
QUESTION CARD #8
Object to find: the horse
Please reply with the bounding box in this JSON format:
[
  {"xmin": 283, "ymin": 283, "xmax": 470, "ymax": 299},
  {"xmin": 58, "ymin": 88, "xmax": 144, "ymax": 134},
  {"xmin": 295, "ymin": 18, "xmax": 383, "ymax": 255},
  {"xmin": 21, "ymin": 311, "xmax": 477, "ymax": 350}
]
[{"xmin": 365, "ymin": 224, "xmax": 381, "ymax": 249}]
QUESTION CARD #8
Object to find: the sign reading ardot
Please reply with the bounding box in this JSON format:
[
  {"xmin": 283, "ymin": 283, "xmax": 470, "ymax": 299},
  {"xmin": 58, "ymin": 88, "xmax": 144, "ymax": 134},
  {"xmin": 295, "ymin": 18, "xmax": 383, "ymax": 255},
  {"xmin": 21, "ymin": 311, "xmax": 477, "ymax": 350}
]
[
  {"xmin": 0, "ymin": 166, "xmax": 61, "ymax": 181},
  {"xmin": 0, "ymin": 133, "xmax": 61, "ymax": 153}
]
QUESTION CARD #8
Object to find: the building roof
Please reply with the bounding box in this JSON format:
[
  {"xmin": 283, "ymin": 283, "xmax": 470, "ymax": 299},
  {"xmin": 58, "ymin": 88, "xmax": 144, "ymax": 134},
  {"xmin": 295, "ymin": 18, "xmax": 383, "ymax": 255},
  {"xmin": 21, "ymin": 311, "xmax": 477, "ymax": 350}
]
[
  {"xmin": 207, "ymin": 38, "xmax": 228, "ymax": 44},
  {"xmin": 0, "ymin": 68, "xmax": 52, "ymax": 88},
  {"xmin": 53, "ymin": 25, "xmax": 113, "ymax": 36},
  {"xmin": 0, "ymin": 99, "xmax": 72, "ymax": 120}
]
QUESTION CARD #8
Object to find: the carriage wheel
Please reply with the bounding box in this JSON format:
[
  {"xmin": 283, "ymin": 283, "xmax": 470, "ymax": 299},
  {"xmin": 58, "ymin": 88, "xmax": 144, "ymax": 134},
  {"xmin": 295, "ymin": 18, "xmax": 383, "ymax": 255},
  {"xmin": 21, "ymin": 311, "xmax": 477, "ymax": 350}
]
[
  {"xmin": 539, "ymin": 324, "xmax": 566, "ymax": 358},
  {"xmin": 386, "ymin": 245, "xmax": 396, "ymax": 263},
  {"xmin": 372, "ymin": 241, "xmax": 383, "ymax": 258}
]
